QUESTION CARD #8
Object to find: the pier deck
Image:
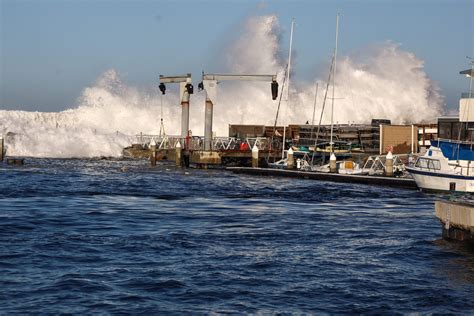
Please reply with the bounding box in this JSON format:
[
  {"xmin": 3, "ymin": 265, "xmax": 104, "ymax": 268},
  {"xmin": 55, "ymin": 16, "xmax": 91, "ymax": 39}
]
[{"xmin": 227, "ymin": 167, "xmax": 418, "ymax": 189}]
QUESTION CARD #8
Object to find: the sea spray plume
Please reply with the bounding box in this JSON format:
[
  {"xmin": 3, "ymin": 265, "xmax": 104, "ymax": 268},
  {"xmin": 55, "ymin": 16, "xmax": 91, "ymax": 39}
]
[
  {"xmin": 212, "ymin": 15, "xmax": 286, "ymax": 131},
  {"xmin": 331, "ymin": 42, "xmax": 444, "ymax": 124},
  {"xmin": 218, "ymin": 18, "xmax": 444, "ymax": 126},
  {"xmin": 224, "ymin": 15, "xmax": 284, "ymax": 73},
  {"xmin": 0, "ymin": 109, "xmax": 133, "ymax": 157},
  {"xmin": 0, "ymin": 70, "xmax": 184, "ymax": 157},
  {"xmin": 293, "ymin": 41, "xmax": 444, "ymax": 124},
  {"xmin": 74, "ymin": 69, "xmax": 181, "ymax": 135}
]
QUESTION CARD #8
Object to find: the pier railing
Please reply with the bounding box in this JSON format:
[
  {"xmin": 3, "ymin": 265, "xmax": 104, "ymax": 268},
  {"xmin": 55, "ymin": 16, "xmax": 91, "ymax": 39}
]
[{"xmin": 134, "ymin": 134, "xmax": 276, "ymax": 151}]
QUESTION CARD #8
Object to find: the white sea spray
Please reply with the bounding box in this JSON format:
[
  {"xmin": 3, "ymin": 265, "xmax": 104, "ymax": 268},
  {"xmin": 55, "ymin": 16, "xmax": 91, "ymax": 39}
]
[{"xmin": 0, "ymin": 15, "xmax": 443, "ymax": 158}]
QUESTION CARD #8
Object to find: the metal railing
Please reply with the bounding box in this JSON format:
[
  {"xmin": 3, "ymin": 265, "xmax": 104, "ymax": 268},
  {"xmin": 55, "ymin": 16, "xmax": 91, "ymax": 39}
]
[{"xmin": 133, "ymin": 134, "xmax": 277, "ymax": 151}]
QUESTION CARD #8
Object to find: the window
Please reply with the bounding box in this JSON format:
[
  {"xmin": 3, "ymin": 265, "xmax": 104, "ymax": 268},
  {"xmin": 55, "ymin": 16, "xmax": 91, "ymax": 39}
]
[
  {"xmin": 438, "ymin": 121, "xmax": 452, "ymax": 139},
  {"xmin": 415, "ymin": 158, "xmax": 440, "ymax": 170}
]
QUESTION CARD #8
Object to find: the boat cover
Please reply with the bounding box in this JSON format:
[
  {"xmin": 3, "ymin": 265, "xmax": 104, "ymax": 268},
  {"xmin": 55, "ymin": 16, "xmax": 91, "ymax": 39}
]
[{"xmin": 437, "ymin": 140, "xmax": 474, "ymax": 161}]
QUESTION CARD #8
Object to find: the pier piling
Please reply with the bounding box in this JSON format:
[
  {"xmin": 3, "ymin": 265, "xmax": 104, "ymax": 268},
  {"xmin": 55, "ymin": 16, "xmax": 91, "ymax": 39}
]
[
  {"xmin": 6, "ymin": 158, "xmax": 24, "ymax": 166},
  {"xmin": 330, "ymin": 153, "xmax": 337, "ymax": 173},
  {"xmin": 175, "ymin": 142, "xmax": 182, "ymax": 167},
  {"xmin": 386, "ymin": 151, "xmax": 393, "ymax": 177},
  {"xmin": 287, "ymin": 148, "xmax": 294, "ymax": 169},
  {"xmin": 252, "ymin": 144, "xmax": 259, "ymax": 168},
  {"xmin": 149, "ymin": 139, "xmax": 157, "ymax": 166}
]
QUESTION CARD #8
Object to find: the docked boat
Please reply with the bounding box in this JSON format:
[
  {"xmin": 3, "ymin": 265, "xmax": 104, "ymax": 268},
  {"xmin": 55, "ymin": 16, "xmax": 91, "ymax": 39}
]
[
  {"xmin": 406, "ymin": 63, "xmax": 474, "ymax": 192},
  {"xmin": 406, "ymin": 140, "xmax": 474, "ymax": 192},
  {"xmin": 268, "ymin": 158, "xmax": 287, "ymax": 169}
]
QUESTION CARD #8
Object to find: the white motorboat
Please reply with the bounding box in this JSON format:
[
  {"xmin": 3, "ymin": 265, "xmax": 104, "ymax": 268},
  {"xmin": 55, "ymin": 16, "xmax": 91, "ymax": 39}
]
[
  {"xmin": 406, "ymin": 140, "xmax": 474, "ymax": 192},
  {"xmin": 407, "ymin": 63, "xmax": 474, "ymax": 192}
]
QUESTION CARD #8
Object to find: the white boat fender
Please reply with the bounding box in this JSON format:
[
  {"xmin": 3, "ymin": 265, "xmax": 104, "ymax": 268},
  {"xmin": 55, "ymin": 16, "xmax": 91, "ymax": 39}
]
[{"xmin": 296, "ymin": 158, "xmax": 301, "ymax": 169}]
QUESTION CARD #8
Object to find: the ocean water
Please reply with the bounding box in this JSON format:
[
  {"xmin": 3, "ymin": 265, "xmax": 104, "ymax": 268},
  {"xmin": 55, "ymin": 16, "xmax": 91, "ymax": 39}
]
[{"xmin": 1, "ymin": 159, "xmax": 473, "ymax": 314}]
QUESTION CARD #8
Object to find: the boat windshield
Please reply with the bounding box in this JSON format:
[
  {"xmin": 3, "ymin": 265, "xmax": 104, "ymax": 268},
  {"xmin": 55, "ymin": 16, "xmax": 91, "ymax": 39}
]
[{"xmin": 415, "ymin": 157, "xmax": 441, "ymax": 170}]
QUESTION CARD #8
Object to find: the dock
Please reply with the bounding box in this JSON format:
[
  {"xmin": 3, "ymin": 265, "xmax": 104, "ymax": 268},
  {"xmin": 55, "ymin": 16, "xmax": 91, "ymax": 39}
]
[
  {"xmin": 227, "ymin": 167, "xmax": 418, "ymax": 189},
  {"xmin": 435, "ymin": 200, "xmax": 474, "ymax": 242}
]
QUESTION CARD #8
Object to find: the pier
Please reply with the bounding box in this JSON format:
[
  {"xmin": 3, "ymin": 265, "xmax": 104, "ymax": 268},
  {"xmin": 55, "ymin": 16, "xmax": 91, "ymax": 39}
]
[
  {"xmin": 227, "ymin": 167, "xmax": 418, "ymax": 189},
  {"xmin": 123, "ymin": 134, "xmax": 282, "ymax": 167},
  {"xmin": 435, "ymin": 200, "xmax": 474, "ymax": 242}
]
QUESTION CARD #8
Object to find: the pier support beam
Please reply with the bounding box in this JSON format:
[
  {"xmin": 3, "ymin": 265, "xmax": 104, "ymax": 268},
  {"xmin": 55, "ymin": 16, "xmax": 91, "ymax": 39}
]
[
  {"xmin": 203, "ymin": 78, "xmax": 215, "ymax": 151},
  {"xmin": 252, "ymin": 144, "xmax": 259, "ymax": 168},
  {"xmin": 385, "ymin": 151, "xmax": 393, "ymax": 177},
  {"xmin": 287, "ymin": 147, "xmax": 294, "ymax": 169},
  {"xmin": 204, "ymin": 99, "xmax": 213, "ymax": 151},
  {"xmin": 180, "ymin": 82, "xmax": 191, "ymax": 139},
  {"xmin": 183, "ymin": 150, "xmax": 190, "ymax": 168}
]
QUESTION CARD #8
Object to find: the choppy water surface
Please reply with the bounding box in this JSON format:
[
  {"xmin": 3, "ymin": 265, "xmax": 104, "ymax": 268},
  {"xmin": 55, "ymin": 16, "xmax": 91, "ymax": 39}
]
[{"xmin": 1, "ymin": 159, "xmax": 473, "ymax": 314}]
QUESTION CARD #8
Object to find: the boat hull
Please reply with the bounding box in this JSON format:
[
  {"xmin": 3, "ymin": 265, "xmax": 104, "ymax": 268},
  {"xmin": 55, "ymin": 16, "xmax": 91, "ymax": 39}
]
[{"xmin": 406, "ymin": 167, "xmax": 474, "ymax": 192}]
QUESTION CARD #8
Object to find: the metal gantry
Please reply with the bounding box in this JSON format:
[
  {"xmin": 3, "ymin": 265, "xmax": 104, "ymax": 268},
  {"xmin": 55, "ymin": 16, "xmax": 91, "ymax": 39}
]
[
  {"xmin": 198, "ymin": 73, "xmax": 279, "ymax": 150},
  {"xmin": 158, "ymin": 74, "xmax": 194, "ymax": 139}
]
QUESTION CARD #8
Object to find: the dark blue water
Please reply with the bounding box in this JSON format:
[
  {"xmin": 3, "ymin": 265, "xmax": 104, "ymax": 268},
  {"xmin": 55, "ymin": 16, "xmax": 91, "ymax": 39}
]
[{"xmin": 1, "ymin": 159, "xmax": 474, "ymax": 314}]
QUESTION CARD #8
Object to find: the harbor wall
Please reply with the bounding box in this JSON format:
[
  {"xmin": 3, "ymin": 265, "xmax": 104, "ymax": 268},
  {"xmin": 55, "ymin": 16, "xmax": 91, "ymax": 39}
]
[{"xmin": 435, "ymin": 200, "xmax": 474, "ymax": 242}]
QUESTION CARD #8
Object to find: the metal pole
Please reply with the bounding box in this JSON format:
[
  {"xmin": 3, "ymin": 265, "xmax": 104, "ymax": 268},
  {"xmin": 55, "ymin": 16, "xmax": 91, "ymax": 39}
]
[
  {"xmin": 281, "ymin": 126, "xmax": 286, "ymax": 159},
  {"xmin": 286, "ymin": 18, "xmax": 295, "ymax": 101},
  {"xmin": 310, "ymin": 82, "xmax": 319, "ymax": 138},
  {"xmin": 282, "ymin": 19, "xmax": 295, "ymax": 159},
  {"xmin": 330, "ymin": 14, "xmax": 339, "ymax": 154}
]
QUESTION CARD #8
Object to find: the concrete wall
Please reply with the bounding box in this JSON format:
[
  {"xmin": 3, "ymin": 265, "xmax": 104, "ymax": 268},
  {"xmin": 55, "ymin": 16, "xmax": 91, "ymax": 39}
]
[
  {"xmin": 459, "ymin": 98, "xmax": 474, "ymax": 122},
  {"xmin": 435, "ymin": 200, "xmax": 474, "ymax": 233},
  {"xmin": 379, "ymin": 125, "xmax": 418, "ymax": 154},
  {"xmin": 228, "ymin": 125, "xmax": 265, "ymax": 138}
]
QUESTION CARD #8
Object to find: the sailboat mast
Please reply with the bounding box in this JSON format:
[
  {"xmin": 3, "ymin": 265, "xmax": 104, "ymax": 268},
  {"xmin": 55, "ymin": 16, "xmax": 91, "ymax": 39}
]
[
  {"xmin": 282, "ymin": 18, "xmax": 295, "ymax": 159},
  {"xmin": 330, "ymin": 14, "xmax": 339, "ymax": 153},
  {"xmin": 286, "ymin": 18, "xmax": 295, "ymax": 101}
]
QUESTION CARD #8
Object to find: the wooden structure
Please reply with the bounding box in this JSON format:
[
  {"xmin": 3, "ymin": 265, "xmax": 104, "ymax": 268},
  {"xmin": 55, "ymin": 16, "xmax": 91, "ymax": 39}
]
[{"xmin": 379, "ymin": 125, "xmax": 418, "ymax": 154}]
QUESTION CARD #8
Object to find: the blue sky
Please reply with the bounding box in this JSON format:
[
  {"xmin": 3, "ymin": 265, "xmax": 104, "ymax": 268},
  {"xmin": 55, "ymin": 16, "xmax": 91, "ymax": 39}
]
[{"xmin": 1, "ymin": 0, "xmax": 473, "ymax": 112}]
